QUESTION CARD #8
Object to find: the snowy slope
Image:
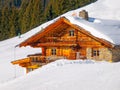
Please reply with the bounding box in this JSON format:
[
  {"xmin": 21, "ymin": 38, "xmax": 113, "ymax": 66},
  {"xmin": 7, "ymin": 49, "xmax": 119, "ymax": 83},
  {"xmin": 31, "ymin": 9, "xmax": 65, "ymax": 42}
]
[
  {"xmin": 0, "ymin": 60, "xmax": 120, "ymax": 90},
  {"xmin": 73, "ymin": 0, "xmax": 120, "ymax": 20},
  {"xmin": 0, "ymin": 0, "xmax": 120, "ymax": 88}
]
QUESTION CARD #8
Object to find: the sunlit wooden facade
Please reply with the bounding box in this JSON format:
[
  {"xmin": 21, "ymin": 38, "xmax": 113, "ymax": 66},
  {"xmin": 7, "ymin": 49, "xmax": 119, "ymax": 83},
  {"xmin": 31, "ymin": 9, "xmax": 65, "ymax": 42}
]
[{"xmin": 11, "ymin": 17, "xmax": 115, "ymax": 73}]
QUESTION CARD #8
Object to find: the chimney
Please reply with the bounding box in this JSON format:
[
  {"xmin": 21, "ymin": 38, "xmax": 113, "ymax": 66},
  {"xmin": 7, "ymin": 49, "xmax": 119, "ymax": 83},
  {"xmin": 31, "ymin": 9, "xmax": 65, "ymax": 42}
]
[{"xmin": 79, "ymin": 10, "xmax": 89, "ymax": 20}]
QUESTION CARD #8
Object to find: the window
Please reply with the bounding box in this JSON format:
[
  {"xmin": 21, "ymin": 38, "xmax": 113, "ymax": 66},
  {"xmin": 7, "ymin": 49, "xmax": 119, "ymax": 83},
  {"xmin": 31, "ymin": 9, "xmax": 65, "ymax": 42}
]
[
  {"xmin": 92, "ymin": 48, "xmax": 100, "ymax": 57},
  {"xmin": 51, "ymin": 48, "xmax": 56, "ymax": 55},
  {"xmin": 69, "ymin": 30, "xmax": 74, "ymax": 36}
]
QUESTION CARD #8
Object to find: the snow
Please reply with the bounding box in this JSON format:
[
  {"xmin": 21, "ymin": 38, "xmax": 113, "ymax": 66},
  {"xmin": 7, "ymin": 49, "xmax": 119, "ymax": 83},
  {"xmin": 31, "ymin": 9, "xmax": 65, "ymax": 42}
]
[
  {"xmin": 0, "ymin": 37, "xmax": 41, "ymax": 83},
  {"xmin": 0, "ymin": 60, "xmax": 120, "ymax": 90},
  {"xmin": 74, "ymin": 0, "xmax": 120, "ymax": 20},
  {"xmin": 0, "ymin": 0, "xmax": 120, "ymax": 89}
]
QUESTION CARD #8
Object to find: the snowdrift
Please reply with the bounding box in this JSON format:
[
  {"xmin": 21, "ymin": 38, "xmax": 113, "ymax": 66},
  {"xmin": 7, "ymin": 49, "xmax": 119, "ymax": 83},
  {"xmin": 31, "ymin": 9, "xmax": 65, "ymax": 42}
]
[{"xmin": 0, "ymin": 60, "xmax": 120, "ymax": 90}]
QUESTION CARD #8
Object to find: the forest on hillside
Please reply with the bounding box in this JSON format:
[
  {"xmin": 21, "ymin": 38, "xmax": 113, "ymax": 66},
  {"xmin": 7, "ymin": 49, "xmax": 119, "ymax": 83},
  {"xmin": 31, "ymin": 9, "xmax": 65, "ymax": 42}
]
[{"xmin": 0, "ymin": 0, "xmax": 97, "ymax": 41}]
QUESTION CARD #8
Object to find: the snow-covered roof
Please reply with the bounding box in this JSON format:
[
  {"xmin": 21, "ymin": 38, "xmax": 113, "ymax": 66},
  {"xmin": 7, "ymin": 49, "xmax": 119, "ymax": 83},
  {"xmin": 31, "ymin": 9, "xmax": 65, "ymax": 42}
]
[{"xmin": 64, "ymin": 16, "xmax": 120, "ymax": 45}]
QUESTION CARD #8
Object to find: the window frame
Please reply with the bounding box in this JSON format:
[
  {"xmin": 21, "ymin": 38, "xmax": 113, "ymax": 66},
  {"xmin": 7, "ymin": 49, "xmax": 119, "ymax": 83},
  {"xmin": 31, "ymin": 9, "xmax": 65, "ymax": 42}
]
[
  {"xmin": 69, "ymin": 30, "xmax": 74, "ymax": 36},
  {"xmin": 92, "ymin": 48, "xmax": 100, "ymax": 57},
  {"xmin": 51, "ymin": 48, "xmax": 56, "ymax": 55}
]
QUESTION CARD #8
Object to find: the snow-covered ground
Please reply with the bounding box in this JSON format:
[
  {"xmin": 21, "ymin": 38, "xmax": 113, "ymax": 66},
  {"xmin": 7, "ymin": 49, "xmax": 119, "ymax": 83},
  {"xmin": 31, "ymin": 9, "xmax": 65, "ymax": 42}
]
[
  {"xmin": 72, "ymin": 0, "xmax": 120, "ymax": 20},
  {"xmin": 0, "ymin": 60, "xmax": 120, "ymax": 90},
  {"xmin": 0, "ymin": 0, "xmax": 120, "ymax": 89}
]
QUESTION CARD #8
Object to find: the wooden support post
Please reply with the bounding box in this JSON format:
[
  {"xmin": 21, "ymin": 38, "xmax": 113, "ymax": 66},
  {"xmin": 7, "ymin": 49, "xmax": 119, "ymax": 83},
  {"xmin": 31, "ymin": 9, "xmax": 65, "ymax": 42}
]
[
  {"xmin": 26, "ymin": 68, "xmax": 29, "ymax": 73},
  {"xmin": 26, "ymin": 68, "xmax": 33, "ymax": 73},
  {"xmin": 42, "ymin": 47, "xmax": 46, "ymax": 56}
]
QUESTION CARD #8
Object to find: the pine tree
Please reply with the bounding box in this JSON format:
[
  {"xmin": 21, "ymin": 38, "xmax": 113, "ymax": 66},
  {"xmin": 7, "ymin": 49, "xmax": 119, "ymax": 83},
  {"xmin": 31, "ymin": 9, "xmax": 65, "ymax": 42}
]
[
  {"xmin": 20, "ymin": 0, "xmax": 33, "ymax": 33},
  {"xmin": 30, "ymin": 0, "xmax": 44, "ymax": 28},
  {"xmin": 9, "ymin": 6, "xmax": 17, "ymax": 38},
  {"xmin": 18, "ymin": 0, "xmax": 29, "ymax": 34},
  {"xmin": 1, "ymin": 6, "xmax": 10, "ymax": 40},
  {"xmin": 45, "ymin": 3, "xmax": 53, "ymax": 20}
]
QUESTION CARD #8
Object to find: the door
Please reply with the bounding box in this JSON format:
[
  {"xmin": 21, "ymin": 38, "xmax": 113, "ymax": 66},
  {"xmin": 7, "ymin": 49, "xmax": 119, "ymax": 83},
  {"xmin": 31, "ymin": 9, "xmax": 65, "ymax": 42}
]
[{"xmin": 62, "ymin": 47, "xmax": 71, "ymax": 59}]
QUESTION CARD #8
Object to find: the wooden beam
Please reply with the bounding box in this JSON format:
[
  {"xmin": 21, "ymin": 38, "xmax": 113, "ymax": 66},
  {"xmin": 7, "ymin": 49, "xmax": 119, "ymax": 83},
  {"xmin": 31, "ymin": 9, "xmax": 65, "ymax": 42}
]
[
  {"xmin": 19, "ymin": 62, "xmax": 31, "ymax": 67},
  {"xmin": 11, "ymin": 58, "xmax": 30, "ymax": 65},
  {"xmin": 33, "ymin": 42, "xmax": 77, "ymax": 47},
  {"xmin": 42, "ymin": 47, "xmax": 46, "ymax": 56},
  {"xmin": 27, "ymin": 64, "xmax": 40, "ymax": 69}
]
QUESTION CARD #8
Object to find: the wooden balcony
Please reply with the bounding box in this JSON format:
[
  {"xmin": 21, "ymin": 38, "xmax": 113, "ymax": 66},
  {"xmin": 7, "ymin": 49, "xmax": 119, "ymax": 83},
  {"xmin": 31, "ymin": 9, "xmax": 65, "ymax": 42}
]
[
  {"xmin": 11, "ymin": 53, "xmax": 66, "ymax": 73},
  {"xmin": 29, "ymin": 55, "xmax": 65, "ymax": 63},
  {"xmin": 29, "ymin": 56, "xmax": 46, "ymax": 63}
]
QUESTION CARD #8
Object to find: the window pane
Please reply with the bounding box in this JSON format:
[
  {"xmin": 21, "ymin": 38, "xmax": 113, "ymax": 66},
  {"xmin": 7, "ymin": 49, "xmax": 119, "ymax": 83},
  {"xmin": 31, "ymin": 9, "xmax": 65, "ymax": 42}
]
[
  {"xmin": 69, "ymin": 30, "xmax": 74, "ymax": 36},
  {"xmin": 92, "ymin": 49, "xmax": 100, "ymax": 56},
  {"xmin": 93, "ymin": 50, "xmax": 97, "ymax": 56},
  {"xmin": 97, "ymin": 50, "xmax": 99, "ymax": 56},
  {"xmin": 51, "ymin": 48, "xmax": 56, "ymax": 55}
]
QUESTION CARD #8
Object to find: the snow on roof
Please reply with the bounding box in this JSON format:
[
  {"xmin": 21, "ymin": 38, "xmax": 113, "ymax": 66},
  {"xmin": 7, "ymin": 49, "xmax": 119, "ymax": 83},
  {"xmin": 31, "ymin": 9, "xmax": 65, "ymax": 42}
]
[{"xmin": 64, "ymin": 16, "xmax": 120, "ymax": 45}]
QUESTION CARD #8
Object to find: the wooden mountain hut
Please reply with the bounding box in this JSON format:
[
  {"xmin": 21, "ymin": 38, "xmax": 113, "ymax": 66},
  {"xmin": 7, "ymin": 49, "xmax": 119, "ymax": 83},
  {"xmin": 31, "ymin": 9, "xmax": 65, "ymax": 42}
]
[{"xmin": 11, "ymin": 16, "xmax": 120, "ymax": 73}]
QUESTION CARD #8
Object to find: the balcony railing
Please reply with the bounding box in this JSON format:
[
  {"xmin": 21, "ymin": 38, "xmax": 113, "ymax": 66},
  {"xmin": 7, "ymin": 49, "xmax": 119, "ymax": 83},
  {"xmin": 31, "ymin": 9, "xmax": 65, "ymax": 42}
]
[
  {"xmin": 29, "ymin": 56, "xmax": 46, "ymax": 63},
  {"xmin": 28, "ymin": 55, "xmax": 65, "ymax": 63}
]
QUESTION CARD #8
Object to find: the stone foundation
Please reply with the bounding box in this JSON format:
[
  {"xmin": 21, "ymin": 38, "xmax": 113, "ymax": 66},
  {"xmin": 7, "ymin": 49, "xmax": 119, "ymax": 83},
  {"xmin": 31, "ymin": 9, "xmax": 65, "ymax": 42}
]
[
  {"xmin": 112, "ymin": 46, "xmax": 120, "ymax": 62},
  {"xmin": 86, "ymin": 48, "xmax": 112, "ymax": 61}
]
